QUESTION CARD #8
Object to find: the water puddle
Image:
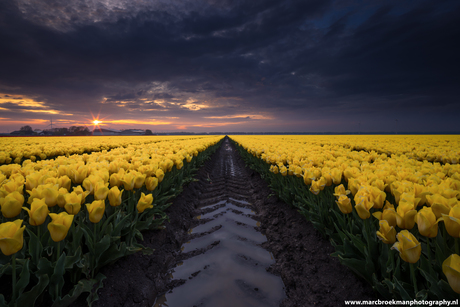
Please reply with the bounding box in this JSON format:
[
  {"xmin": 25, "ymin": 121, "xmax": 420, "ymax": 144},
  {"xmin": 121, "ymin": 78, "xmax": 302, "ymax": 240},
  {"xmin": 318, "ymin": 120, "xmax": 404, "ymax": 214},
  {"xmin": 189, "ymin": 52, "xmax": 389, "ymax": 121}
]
[{"xmin": 153, "ymin": 139, "xmax": 285, "ymax": 307}]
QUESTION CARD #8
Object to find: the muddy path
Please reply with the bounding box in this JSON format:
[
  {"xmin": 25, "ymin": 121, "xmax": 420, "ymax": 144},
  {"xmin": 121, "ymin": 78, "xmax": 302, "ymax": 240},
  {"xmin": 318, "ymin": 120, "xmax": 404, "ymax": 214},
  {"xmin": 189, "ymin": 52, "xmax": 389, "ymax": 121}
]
[{"xmin": 74, "ymin": 137, "xmax": 376, "ymax": 307}]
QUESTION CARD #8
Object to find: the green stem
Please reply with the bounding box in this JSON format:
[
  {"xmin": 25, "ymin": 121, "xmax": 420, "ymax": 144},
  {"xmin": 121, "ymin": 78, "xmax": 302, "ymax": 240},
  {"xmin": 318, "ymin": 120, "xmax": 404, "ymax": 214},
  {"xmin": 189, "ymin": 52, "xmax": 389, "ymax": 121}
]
[
  {"xmin": 426, "ymin": 238, "xmax": 432, "ymax": 264},
  {"xmin": 56, "ymin": 241, "xmax": 61, "ymax": 263},
  {"xmin": 12, "ymin": 254, "xmax": 17, "ymax": 302},
  {"xmin": 410, "ymin": 263, "xmax": 418, "ymax": 295}
]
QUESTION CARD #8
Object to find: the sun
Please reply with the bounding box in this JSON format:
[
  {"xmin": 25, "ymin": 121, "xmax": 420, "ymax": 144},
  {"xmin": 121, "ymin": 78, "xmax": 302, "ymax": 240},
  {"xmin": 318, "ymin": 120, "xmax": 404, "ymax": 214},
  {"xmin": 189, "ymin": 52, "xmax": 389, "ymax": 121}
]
[{"xmin": 92, "ymin": 120, "xmax": 102, "ymax": 125}]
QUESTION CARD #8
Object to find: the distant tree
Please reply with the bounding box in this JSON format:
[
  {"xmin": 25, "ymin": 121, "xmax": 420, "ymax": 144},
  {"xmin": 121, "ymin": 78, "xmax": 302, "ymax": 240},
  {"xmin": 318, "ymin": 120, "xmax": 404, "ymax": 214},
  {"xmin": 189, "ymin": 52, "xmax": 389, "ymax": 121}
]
[
  {"xmin": 69, "ymin": 126, "xmax": 91, "ymax": 136},
  {"xmin": 19, "ymin": 125, "xmax": 33, "ymax": 134},
  {"xmin": 145, "ymin": 129, "xmax": 153, "ymax": 135}
]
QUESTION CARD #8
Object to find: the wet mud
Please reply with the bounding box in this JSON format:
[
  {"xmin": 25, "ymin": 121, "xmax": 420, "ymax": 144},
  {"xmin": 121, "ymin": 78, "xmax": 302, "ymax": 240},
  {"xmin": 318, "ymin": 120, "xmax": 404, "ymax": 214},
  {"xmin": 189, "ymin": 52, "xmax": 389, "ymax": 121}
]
[{"xmin": 73, "ymin": 137, "xmax": 377, "ymax": 307}]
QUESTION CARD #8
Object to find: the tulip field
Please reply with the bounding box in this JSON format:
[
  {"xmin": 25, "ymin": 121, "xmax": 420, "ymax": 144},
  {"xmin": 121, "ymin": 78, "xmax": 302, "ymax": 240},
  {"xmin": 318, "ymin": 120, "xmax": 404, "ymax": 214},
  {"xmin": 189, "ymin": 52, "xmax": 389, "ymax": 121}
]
[
  {"xmin": 230, "ymin": 135, "xmax": 460, "ymax": 301},
  {"xmin": 0, "ymin": 135, "xmax": 224, "ymax": 306}
]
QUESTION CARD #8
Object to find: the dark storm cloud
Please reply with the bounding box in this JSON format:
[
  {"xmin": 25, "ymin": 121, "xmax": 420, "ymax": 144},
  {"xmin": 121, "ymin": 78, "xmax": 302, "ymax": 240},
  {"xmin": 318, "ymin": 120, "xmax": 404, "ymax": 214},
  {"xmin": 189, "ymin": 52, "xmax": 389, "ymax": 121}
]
[{"xmin": 0, "ymin": 0, "xmax": 459, "ymax": 132}]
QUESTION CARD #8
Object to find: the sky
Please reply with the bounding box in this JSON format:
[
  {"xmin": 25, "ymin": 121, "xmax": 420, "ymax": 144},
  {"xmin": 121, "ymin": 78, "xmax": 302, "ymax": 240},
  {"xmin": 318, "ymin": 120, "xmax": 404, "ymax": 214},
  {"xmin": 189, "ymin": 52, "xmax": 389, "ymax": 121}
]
[{"xmin": 0, "ymin": 0, "xmax": 459, "ymax": 133}]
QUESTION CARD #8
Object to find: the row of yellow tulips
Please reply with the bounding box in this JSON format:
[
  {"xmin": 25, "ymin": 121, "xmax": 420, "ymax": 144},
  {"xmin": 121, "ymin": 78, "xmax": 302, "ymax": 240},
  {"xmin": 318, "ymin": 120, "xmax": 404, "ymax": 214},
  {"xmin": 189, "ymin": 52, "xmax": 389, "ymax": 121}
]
[
  {"xmin": 0, "ymin": 135, "xmax": 224, "ymax": 306},
  {"xmin": 230, "ymin": 135, "xmax": 460, "ymax": 300},
  {"xmin": 0, "ymin": 135, "xmax": 218, "ymax": 164}
]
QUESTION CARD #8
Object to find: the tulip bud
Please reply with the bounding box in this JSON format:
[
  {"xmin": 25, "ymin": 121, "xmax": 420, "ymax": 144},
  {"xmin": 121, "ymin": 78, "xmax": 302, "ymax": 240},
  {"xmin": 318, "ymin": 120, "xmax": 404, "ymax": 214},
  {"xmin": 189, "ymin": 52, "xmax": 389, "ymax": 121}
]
[
  {"xmin": 0, "ymin": 219, "xmax": 25, "ymax": 255},
  {"xmin": 48, "ymin": 212, "xmax": 74, "ymax": 242},
  {"xmin": 443, "ymin": 254, "xmax": 460, "ymax": 294},
  {"xmin": 23, "ymin": 198, "xmax": 49, "ymax": 226},
  {"xmin": 391, "ymin": 230, "xmax": 421, "ymax": 263}
]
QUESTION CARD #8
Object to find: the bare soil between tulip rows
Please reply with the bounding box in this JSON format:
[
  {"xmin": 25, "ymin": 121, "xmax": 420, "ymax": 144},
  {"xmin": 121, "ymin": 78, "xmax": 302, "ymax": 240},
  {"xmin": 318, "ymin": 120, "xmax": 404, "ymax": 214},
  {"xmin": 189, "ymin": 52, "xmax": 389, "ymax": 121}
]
[{"xmin": 73, "ymin": 137, "xmax": 377, "ymax": 307}]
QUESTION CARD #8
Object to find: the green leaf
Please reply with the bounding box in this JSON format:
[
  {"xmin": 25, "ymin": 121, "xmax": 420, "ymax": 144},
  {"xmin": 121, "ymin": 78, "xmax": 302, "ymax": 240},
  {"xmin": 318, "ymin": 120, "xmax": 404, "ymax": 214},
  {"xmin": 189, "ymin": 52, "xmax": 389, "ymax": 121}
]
[
  {"xmin": 393, "ymin": 277, "xmax": 413, "ymax": 300},
  {"xmin": 51, "ymin": 278, "xmax": 96, "ymax": 307},
  {"xmin": 37, "ymin": 257, "xmax": 53, "ymax": 277},
  {"xmin": 49, "ymin": 252, "xmax": 67, "ymax": 301},
  {"xmin": 86, "ymin": 273, "xmax": 106, "ymax": 307},
  {"xmin": 26, "ymin": 228, "xmax": 43, "ymax": 267},
  {"xmin": 64, "ymin": 246, "xmax": 82, "ymax": 270},
  {"xmin": 16, "ymin": 259, "xmax": 30, "ymax": 297},
  {"xmin": 338, "ymin": 255, "xmax": 372, "ymax": 283},
  {"xmin": 94, "ymin": 234, "xmax": 111, "ymax": 266},
  {"xmin": 15, "ymin": 274, "xmax": 49, "ymax": 307}
]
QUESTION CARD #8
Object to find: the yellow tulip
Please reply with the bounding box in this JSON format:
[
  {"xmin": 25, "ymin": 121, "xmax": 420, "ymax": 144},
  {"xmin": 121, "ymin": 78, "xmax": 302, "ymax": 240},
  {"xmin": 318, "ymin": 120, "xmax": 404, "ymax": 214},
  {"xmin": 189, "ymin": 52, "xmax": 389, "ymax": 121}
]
[
  {"xmin": 133, "ymin": 172, "xmax": 146, "ymax": 189},
  {"xmin": 108, "ymin": 186, "xmax": 123, "ymax": 207},
  {"xmin": 0, "ymin": 191, "xmax": 24, "ymax": 218},
  {"xmin": 279, "ymin": 166, "xmax": 287, "ymax": 177},
  {"xmin": 86, "ymin": 200, "xmax": 105, "ymax": 223},
  {"xmin": 443, "ymin": 254, "xmax": 460, "ymax": 294},
  {"xmin": 372, "ymin": 201, "xmax": 397, "ymax": 227},
  {"xmin": 25, "ymin": 173, "xmax": 41, "ymax": 190},
  {"xmin": 64, "ymin": 192, "xmax": 82, "ymax": 215},
  {"xmin": 47, "ymin": 212, "xmax": 74, "ymax": 242},
  {"xmin": 23, "ymin": 198, "xmax": 49, "ymax": 226},
  {"xmin": 391, "ymin": 230, "xmax": 421, "ymax": 263},
  {"xmin": 335, "ymin": 195, "xmax": 352, "ymax": 214},
  {"xmin": 68, "ymin": 165, "xmax": 88, "ymax": 184},
  {"xmin": 109, "ymin": 172, "xmax": 122, "ymax": 187},
  {"xmin": 0, "ymin": 219, "xmax": 25, "ymax": 255},
  {"xmin": 376, "ymin": 220, "xmax": 396, "ymax": 244},
  {"xmin": 57, "ymin": 175, "xmax": 71, "ymax": 191},
  {"xmin": 395, "ymin": 201, "xmax": 417, "ymax": 230},
  {"xmin": 137, "ymin": 192, "xmax": 153, "ymax": 213},
  {"xmin": 145, "ymin": 177, "xmax": 159, "ymax": 191},
  {"xmin": 355, "ymin": 195, "xmax": 374, "ymax": 219},
  {"xmin": 94, "ymin": 182, "xmax": 109, "ymax": 200},
  {"xmin": 121, "ymin": 172, "xmax": 135, "ymax": 191},
  {"xmin": 415, "ymin": 206, "xmax": 438, "ymax": 238},
  {"xmin": 56, "ymin": 187, "xmax": 68, "ymax": 208},
  {"xmin": 309, "ymin": 180, "xmax": 321, "ymax": 195},
  {"xmin": 156, "ymin": 169, "xmax": 165, "ymax": 183},
  {"xmin": 42, "ymin": 185, "xmax": 59, "ymax": 207},
  {"xmin": 303, "ymin": 170, "xmax": 312, "ymax": 185},
  {"xmin": 330, "ymin": 168, "xmax": 342, "ymax": 185},
  {"xmin": 370, "ymin": 186, "xmax": 386, "ymax": 209},
  {"xmin": 333, "ymin": 184, "xmax": 350, "ymax": 198},
  {"xmin": 439, "ymin": 205, "xmax": 460, "ymax": 238},
  {"xmin": 2, "ymin": 181, "xmax": 23, "ymax": 194},
  {"xmin": 72, "ymin": 185, "xmax": 89, "ymax": 205},
  {"xmin": 270, "ymin": 165, "xmax": 279, "ymax": 175}
]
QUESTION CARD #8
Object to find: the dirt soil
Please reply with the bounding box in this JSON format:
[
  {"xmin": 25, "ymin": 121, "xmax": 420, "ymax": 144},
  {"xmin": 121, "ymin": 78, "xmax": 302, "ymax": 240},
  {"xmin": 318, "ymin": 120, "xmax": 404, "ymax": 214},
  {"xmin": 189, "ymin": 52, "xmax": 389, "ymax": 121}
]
[{"xmin": 73, "ymin": 137, "xmax": 377, "ymax": 307}]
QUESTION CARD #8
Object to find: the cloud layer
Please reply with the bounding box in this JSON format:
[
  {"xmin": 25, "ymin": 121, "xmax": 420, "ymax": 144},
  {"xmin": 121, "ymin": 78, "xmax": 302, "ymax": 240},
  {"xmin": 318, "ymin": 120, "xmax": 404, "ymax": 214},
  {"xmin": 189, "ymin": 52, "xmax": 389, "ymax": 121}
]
[{"xmin": 1, "ymin": 0, "xmax": 459, "ymax": 132}]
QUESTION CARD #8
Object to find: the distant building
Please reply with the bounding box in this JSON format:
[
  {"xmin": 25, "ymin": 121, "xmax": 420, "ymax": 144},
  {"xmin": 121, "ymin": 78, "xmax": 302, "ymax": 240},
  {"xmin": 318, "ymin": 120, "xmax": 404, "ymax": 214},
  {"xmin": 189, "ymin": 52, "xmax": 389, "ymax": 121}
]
[
  {"xmin": 120, "ymin": 129, "xmax": 145, "ymax": 135},
  {"xmin": 92, "ymin": 128, "xmax": 121, "ymax": 136}
]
